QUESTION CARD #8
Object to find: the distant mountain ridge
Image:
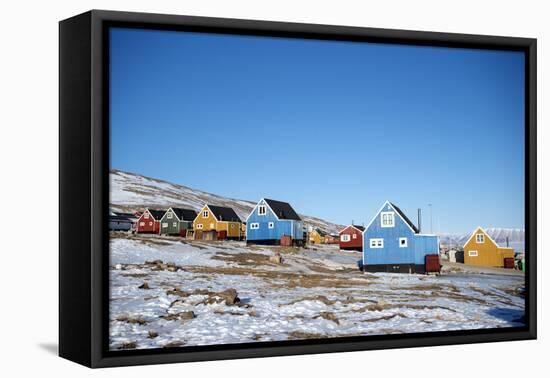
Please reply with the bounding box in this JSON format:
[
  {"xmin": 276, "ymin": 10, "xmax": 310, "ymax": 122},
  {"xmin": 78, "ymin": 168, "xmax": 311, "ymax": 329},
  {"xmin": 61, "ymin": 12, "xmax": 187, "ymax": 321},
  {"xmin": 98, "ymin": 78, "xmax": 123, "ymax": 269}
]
[
  {"xmin": 439, "ymin": 228, "xmax": 525, "ymax": 252},
  {"xmin": 110, "ymin": 169, "xmax": 343, "ymax": 234}
]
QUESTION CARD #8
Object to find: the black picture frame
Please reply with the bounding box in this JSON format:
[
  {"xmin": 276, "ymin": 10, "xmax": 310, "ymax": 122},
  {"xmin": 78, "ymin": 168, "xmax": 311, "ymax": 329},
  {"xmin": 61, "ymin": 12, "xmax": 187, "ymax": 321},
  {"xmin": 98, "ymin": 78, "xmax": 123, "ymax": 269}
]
[{"xmin": 59, "ymin": 9, "xmax": 537, "ymax": 368}]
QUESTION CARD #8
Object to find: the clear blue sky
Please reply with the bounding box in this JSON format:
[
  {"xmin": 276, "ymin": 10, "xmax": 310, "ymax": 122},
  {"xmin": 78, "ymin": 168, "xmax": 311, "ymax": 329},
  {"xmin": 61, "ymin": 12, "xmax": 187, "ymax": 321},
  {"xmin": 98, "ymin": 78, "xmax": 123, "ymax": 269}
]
[{"xmin": 110, "ymin": 28, "xmax": 525, "ymax": 234}]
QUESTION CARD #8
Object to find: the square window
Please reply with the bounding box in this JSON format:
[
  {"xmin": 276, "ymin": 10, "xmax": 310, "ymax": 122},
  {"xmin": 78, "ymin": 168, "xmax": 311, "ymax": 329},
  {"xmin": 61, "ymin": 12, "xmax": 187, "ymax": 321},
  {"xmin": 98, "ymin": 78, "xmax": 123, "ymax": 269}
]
[
  {"xmin": 167, "ymin": 213, "xmax": 173, "ymax": 219},
  {"xmin": 173, "ymin": 222, "xmax": 177, "ymax": 227},
  {"xmin": 370, "ymin": 238, "xmax": 384, "ymax": 248},
  {"xmin": 476, "ymin": 234, "xmax": 485, "ymax": 243},
  {"xmin": 399, "ymin": 237, "xmax": 408, "ymax": 248},
  {"xmin": 381, "ymin": 212, "xmax": 395, "ymax": 227},
  {"xmin": 352, "ymin": 234, "xmax": 357, "ymax": 239},
  {"xmin": 268, "ymin": 222, "xmax": 274, "ymax": 229},
  {"xmin": 144, "ymin": 213, "xmax": 149, "ymax": 219}
]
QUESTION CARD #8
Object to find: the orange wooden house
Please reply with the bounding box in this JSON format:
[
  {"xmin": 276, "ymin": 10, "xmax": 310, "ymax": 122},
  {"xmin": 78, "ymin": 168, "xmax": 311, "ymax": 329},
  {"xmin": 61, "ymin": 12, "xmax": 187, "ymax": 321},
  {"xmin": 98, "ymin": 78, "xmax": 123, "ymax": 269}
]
[{"xmin": 463, "ymin": 226, "xmax": 514, "ymax": 267}]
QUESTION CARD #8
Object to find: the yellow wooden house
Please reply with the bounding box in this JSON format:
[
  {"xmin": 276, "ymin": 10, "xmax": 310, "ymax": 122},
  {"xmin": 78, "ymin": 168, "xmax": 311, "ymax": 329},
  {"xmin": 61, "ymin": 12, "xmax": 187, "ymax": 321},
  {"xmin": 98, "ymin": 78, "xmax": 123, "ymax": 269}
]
[
  {"xmin": 193, "ymin": 204, "xmax": 242, "ymax": 240},
  {"xmin": 308, "ymin": 228, "xmax": 326, "ymax": 244},
  {"xmin": 463, "ymin": 226, "xmax": 514, "ymax": 267}
]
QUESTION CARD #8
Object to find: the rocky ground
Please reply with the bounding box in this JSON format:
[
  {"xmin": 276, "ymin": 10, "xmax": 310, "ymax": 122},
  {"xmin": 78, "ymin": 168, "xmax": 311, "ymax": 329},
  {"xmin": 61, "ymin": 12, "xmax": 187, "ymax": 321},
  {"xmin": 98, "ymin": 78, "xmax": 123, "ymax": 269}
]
[{"xmin": 109, "ymin": 232, "xmax": 525, "ymax": 351}]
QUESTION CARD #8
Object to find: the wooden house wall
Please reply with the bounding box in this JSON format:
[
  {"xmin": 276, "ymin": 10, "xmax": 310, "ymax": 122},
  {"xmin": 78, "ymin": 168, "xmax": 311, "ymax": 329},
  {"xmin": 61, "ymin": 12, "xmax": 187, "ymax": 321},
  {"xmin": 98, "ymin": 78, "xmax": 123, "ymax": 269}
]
[
  {"xmin": 137, "ymin": 212, "xmax": 160, "ymax": 233},
  {"xmin": 247, "ymin": 200, "xmax": 303, "ymax": 241},
  {"xmin": 309, "ymin": 231, "xmax": 322, "ymax": 244},
  {"xmin": 363, "ymin": 207, "xmax": 416, "ymax": 265},
  {"xmin": 217, "ymin": 221, "xmax": 241, "ymax": 238},
  {"xmin": 339, "ymin": 226, "xmax": 363, "ymax": 250},
  {"xmin": 464, "ymin": 228, "xmax": 515, "ymax": 267},
  {"xmin": 362, "ymin": 203, "xmax": 438, "ymax": 267},
  {"xmin": 193, "ymin": 206, "xmax": 219, "ymax": 232},
  {"xmin": 413, "ymin": 234, "xmax": 439, "ymax": 264},
  {"xmin": 109, "ymin": 219, "xmax": 132, "ymax": 231}
]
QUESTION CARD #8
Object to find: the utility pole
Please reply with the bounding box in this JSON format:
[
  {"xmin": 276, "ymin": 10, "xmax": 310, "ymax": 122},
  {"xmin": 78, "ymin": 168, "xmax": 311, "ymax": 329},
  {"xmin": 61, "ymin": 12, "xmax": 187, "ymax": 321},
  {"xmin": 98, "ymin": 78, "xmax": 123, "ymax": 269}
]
[{"xmin": 428, "ymin": 203, "xmax": 433, "ymax": 234}]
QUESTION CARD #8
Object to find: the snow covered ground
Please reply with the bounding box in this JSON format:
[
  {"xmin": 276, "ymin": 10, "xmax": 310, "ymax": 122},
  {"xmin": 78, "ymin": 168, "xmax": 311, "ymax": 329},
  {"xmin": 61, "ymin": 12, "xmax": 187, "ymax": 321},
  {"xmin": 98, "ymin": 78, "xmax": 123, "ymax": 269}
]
[{"xmin": 109, "ymin": 233, "xmax": 525, "ymax": 350}]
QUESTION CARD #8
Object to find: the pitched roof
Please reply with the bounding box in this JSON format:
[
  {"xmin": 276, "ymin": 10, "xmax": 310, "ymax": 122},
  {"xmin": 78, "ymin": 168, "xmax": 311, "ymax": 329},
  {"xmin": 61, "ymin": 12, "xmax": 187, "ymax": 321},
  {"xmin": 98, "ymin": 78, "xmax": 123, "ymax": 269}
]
[
  {"xmin": 339, "ymin": 224, "xmax": 365, "ymax": 234},
  {"xmin": 170, "ymin": 207, "xmax": 197, "ymax": 222},
  {"xmin": 315, "ymin": 228, "xmax": 327, "ymax": 236},
  {"xmin": 463, "ymin": 226, "xmax": 499, "ymax": 248},
  {"xmin": 146, "ymin": 209, "xmax": 166, "ymax": 220},
  {"xmin": 208, "ymin": 205, "xmax": 241, "ymax": 222},
  {"xmin": 390, "ymin": 202, "xmax": 419, "ymax": 233},
  {"xmin": 114, "ymin": 212, "xmax": 137, "ymax": 219},
  {"xmin": 264, "ymin": 198, "xmax": 301, "ymax": 220},
  {"xmin": 109, "ymin": 214, "xmax": 133, "ymax": 222}
]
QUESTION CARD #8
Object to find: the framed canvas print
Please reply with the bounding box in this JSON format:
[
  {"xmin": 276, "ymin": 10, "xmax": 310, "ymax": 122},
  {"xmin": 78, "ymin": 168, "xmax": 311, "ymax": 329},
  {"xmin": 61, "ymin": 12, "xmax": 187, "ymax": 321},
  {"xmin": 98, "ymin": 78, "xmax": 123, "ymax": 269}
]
[{"xmin": 59, "ymin": 10, "xmax": 537, "ymax": 368}]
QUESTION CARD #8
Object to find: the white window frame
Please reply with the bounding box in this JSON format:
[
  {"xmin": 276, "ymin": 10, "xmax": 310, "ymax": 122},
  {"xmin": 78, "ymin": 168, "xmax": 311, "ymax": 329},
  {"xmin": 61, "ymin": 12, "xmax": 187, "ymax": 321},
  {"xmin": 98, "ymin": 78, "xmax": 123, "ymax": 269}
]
[
  {"xmin": 268, "ymin": 222, "xmax": 274, "ymax": 229},
  {"xmin": 162, "ymin": 222, "xmax": 168, "ymax": 228},
  {"xmin": 202, "ymin": 210, "xmax": 209, "ymax": 218},
  {"xmin": 369, "ymin": 238, "xmax": 384, "ymax": 248},
  {"xmin": 341, "ymin": 234, "xmax": 351, "ymax": 242},
  {"xmin": 476, "ymin": 233, "xmax": 485, "ymax": 243},
  {"xmin": 173, "ymin": 222, "xmax": 177, "ymax": 227},
  {"xmin": 469, "ymin": 250, "xmax": 478, "ymax": 257},
  {"xmin": 167, "ymin": 212, "xmax": 173, "ymax": 219},
  {"xmin": 144, "ymin": 213, "xmax": 149, "ymax": 219},
  {"xmin": 352, "ymin": 233, "xmax": 357, "ymax": 239},
  {"xmin": 380, "ymin": 212, "xmax": 395, "ymax": 228},
  {"xmin": 399, "ymin": 237, "xmax": 408, "ymax": 248},
  {"xmin": 250, "ymin": 223, "xmax": 260, "ymax": 230},
  {"xmin": 258, "ymin": 205, "xmax": 267, "ymax": 216},
  {"xmin": 148, "ymin": 222, "xmax": 153, "ymax": 226},
  {"xmin": 196, "ymin": 224, "xmax": 203, "ymax": 229},
  {"xmin": 139, "ymin": 222, "xmax": 145, "ymax": 227}
]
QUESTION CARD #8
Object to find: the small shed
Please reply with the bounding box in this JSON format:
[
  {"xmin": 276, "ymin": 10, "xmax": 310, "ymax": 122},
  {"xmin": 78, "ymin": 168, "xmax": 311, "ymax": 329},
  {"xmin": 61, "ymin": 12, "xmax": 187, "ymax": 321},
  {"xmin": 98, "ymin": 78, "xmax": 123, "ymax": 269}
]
[{"xmin": 448, "ymin": 249, "xmax": 458, "ymax": 263}]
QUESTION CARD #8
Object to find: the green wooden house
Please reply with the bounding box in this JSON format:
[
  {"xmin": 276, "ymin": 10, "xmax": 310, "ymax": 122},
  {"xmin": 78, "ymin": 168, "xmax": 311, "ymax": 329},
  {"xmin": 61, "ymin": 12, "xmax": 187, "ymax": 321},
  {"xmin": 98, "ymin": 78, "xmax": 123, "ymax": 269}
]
[{"xmin": 160, "ymin": 207, "xmax": 197, "ymax": 236}]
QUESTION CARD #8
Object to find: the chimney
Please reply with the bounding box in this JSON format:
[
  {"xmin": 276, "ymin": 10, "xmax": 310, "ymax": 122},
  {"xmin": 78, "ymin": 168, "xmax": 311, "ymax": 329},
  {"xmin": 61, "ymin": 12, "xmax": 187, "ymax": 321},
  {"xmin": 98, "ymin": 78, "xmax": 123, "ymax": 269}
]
[
  {"xmin": 417, "ymin": 208, "xmax": 422, "ymax": 233},
  {"xmin": 352, "ymin": 219, "xmax": 354, "ymax": 226},
  {"xmin": 506, "ymin": 236, "xmax": 509, "ymax": 247}
]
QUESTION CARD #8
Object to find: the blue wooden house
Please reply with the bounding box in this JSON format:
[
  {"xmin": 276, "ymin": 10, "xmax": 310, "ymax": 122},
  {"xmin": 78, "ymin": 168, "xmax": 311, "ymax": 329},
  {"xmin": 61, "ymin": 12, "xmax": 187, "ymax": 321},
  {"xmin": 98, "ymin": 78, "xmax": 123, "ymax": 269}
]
[
  {"xmin": 362, "ymin": 201, "xmax": 439, "ymax": 273},
  {"xmin": 246, "ymin": 198, "xmax": 304, "ymax": 246}
]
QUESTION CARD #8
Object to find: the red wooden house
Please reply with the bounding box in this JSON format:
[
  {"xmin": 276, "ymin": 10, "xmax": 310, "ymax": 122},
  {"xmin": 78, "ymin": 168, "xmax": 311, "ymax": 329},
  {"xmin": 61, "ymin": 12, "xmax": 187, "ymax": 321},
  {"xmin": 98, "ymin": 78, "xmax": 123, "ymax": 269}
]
[
  {"xmin": 339, "ymin": 224, "xmax": 365, "ymax": 251},
  {"xmin": 136, "ymin": 209, "xmax": 165, "ymax": 234}
]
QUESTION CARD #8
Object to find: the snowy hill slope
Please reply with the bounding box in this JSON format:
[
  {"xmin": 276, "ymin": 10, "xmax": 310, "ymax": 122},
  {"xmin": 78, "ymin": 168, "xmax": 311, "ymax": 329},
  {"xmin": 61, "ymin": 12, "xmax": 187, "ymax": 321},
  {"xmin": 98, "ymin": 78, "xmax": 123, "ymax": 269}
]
[
  {"xmin": 110, "ymin": 169, "xmax": 343, "ymax": 234},
  {"xmin": 439, "ymin": 228, "xmax": 525, "ymax": 252}
]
